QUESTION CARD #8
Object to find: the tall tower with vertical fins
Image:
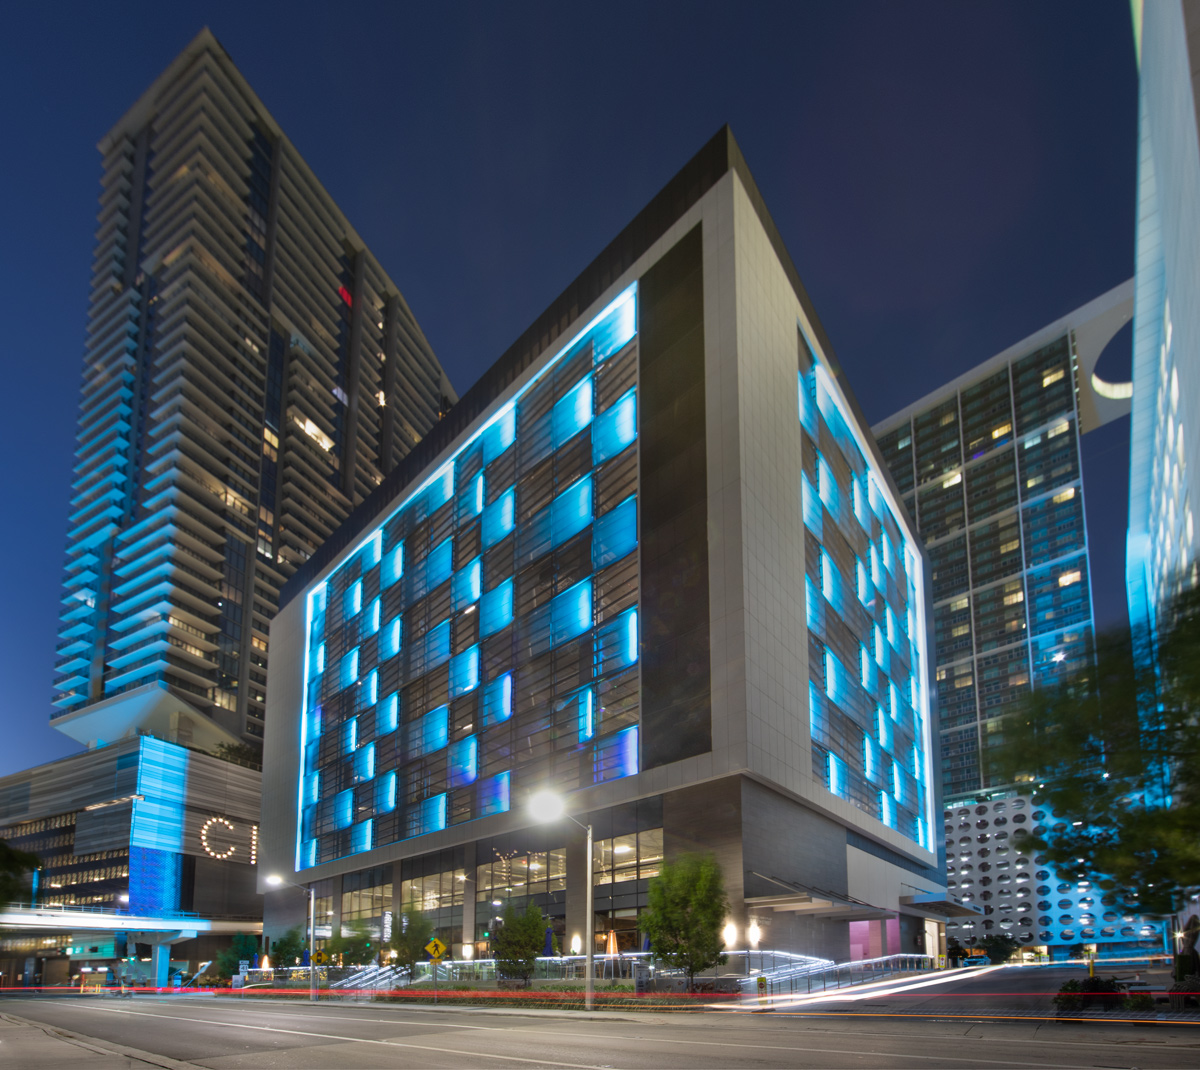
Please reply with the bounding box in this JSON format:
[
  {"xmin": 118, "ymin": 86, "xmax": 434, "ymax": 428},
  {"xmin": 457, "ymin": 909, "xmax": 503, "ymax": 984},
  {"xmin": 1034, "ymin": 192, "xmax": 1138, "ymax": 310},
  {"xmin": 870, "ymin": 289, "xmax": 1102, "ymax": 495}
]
[{"xmin": 52, "ymin": 29, "xmax": 454, "ymax": 751}]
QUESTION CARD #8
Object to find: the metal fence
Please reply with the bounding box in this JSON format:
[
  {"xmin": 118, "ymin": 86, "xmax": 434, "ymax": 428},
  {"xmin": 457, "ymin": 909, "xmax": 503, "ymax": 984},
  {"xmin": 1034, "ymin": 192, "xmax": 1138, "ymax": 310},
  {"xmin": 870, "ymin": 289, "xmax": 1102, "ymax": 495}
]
[{"xmin": 741, "ymin": 953, "xmax": 936, "ymax": 998}]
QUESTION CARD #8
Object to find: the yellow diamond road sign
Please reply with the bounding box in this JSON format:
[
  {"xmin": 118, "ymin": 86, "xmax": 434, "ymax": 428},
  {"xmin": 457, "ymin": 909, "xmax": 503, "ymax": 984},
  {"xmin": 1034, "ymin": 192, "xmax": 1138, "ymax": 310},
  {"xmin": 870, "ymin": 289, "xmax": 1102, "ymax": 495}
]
[{"xmin": 425, "ymin": 938, "xmax": 447, "ymax": 959}]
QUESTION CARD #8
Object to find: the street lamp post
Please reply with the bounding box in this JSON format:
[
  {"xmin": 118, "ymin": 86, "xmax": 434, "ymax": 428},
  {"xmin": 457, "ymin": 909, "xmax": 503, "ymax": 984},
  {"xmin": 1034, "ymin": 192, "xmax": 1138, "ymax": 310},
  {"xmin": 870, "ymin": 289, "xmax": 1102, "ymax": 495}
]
[
  {"xmin": 266, "ymin": 874, "xmax": 317, "ymax": 1002},
  {"xmin": 528, "ymin": 790, "xmax": 593, "ymax": 1012}
]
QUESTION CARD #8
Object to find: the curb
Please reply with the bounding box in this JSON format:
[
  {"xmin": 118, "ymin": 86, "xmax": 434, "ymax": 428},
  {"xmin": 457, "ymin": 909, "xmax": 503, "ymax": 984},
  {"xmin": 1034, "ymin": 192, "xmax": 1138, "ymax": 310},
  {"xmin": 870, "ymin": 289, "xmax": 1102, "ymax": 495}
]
[{"xmin": 0, "ymin": 1011, "xmax": 201, "ymax": 1069}]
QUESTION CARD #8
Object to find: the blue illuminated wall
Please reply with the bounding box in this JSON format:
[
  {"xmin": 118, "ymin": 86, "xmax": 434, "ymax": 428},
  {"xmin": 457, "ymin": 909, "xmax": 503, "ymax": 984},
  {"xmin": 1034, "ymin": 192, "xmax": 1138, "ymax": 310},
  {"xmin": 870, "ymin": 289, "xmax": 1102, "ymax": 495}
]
[
  {"xmin": 799, "ymin": 334, "xmax": 933, "ymax": 850},
  {"xmin": 128, "ymin": 737, "xmax": 189, "ymax": 914},
  {"xmin": 298, "ymin": 289, "xmax": 641, "ymax": 868}
]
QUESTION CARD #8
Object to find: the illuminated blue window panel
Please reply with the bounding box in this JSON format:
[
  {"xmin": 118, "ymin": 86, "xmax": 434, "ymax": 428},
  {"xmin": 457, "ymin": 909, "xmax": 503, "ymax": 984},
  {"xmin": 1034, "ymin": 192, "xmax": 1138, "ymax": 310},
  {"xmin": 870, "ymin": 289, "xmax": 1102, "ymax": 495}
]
[
  {"xmin": 449, "ymin": 735, "xmax": 478, "ymax": 787},
  {"xmin": 302, "ymin": 771, "xmax": 319, "ymax": 807},
  {"xmin": 383, "ymin": 543, "xmax": 404, "ymax": 588},
  {"xmin": 449, "ymin": 646, "xmax": 479, "ymax": 697},
  {"xmin": 550, "ymin": 476, "xmax": 592, "ymax": 547},
  {"xmin": 408, "ymin": 705, "xmax": 449, "ymax": 758},
  {"xmin": 382, "ymin": 617, "xmax": 402, "ymax": 659},
  {"xmin": 592, "ymin": 288, "xmax": 636, "ymax": 360},
  {"xmin": 378, "ymin": 692, "xmax": 399, "ymax": 735},
  {"xmin": 428, "ymin": 466, "xmax": 454, "ymax": 511},
  {"xmin": 595, "ymin": 606, "xmax": 638, "ymax": 673},
  {"xmin": 479, "ymin": 579, "xmax": 513, "ymax": 638},
  {"xmin": 478, "ymin": 771, "xmax": 510, "ymax": 817},
  {"xmin": 340, "ymin": 648, "xmax": 359, "ymax": 689},
  {"xmin": 551, "ymin": 579, "xmax": 592, "ymax": 645},
  {"xmin": 407, "ymin": 793, "xmax": 447, "ymax": 837},
  {"xmin": 594, "ymin": 725, "xmax": 638, "ymax": 784},
  {"xmin": 376, "ymin": 770, "xmax": 396, "ymax": 813},
  {"xmin": 482, "ymin": 673, "xmax": 512, "ymax": 726},
  {"xmin": 862, "ymin": 735, "xmax": 877, "ymax": 782},
  {"xmin": 592, "ymin": 496, "xmax": 636, "ymax": 569},
  {"xmin": 345, "ymin": 579, "xmax": 362, "ymax": 618},
  {"xmin": 482, "ymin": 487, "xmax": 515, "ymax": 547},
  {"xmin": 482, "ymin": 407, "xmax": 515, "ymax": 463},
  {"xmin": 827, "ymin": 752, "xmax": 846, "ymax": 798},
  {"xmin": 352, "ymin": 742, "xmax": 375, "ymax": 784},
  {"xmin": 552, "ymin": 376, "xmax": 593, "ymax": 446},
  {"xmin": 879, "ymin": 791, "xmax": 896, "ymax": 828},
  {"xmin": 452, "ymin": 557, "xmax": 482, "ymax": 610},
  {"xmin": 350, "ymin": 819, "xmax": 373, "ymax": 855},
  {"xmin": 459, "ymin": 472, "xmax": 485, "ymax": 522},
  {"xmin": 297, "ymin": 285, "xmax": 645, "ymax": 867},
  {"xmin": 592, "ymin": 390, "xmax": 637, "ymax": 464}
]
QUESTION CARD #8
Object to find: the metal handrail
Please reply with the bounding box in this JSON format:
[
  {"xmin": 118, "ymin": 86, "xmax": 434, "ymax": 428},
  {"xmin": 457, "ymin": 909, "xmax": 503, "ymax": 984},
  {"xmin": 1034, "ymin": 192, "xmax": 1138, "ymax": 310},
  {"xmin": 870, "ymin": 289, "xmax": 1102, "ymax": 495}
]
[{"xmin": 741, "ymin": 953, "xmax": 937, "ymax": 998}]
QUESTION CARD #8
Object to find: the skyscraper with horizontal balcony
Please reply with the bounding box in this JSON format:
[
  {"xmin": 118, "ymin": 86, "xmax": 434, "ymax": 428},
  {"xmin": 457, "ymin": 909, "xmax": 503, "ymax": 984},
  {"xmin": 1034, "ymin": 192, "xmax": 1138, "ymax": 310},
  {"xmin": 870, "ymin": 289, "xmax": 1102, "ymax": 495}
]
[
  {"xmin": 52, "ymin": 29, "xmax": 454, "ymax": 752},
  {"xmin": 873, "ymin": 285, "xmax": 1132, "ymax": 802},
  {"xmin": 260, "ymin": 128, "xmax": 970, "ymax": 966}
]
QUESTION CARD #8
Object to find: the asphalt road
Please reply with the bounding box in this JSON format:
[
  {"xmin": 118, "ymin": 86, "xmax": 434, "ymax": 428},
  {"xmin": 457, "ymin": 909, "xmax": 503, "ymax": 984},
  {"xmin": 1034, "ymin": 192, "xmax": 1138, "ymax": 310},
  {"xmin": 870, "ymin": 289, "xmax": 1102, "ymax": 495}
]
[{"xmin": 5, "ymin": 978, "xmax": 1200, "ymax": 1070}]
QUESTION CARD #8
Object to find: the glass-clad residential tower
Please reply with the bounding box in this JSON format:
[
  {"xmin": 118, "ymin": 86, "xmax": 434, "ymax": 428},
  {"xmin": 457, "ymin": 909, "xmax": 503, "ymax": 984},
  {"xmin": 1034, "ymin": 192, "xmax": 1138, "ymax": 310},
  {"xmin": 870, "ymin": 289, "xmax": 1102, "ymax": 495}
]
[
  {"xmin": 873, "ymin": 285, "xmax": 1132, "ymax": 800},
  {"xmin": 872, "ymin": 287, "xmax": 1156, "ymax": 957},
  {"xmin": 261, "ymin": 129, "xmax": 966, "ymax": 964},
  {"xmin": 52, "ymin": 30, "xmax": 454, "ymax": 750}
]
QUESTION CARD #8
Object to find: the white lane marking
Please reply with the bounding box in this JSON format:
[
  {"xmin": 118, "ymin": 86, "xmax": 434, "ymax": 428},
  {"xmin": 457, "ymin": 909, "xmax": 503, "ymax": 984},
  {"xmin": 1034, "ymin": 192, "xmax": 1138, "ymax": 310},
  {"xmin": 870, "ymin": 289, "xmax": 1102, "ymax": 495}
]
[
  {"xmin": 136, "ymin": 997, "xmax": 1196, "ymax": 1057},
  {"xmin": 35, "ymin": 1002, "xmax": 1098, "ymax": 1069},
  {"xmin": 40, "ymin": 1004, "xmax": 610, "ymax": 1069}
]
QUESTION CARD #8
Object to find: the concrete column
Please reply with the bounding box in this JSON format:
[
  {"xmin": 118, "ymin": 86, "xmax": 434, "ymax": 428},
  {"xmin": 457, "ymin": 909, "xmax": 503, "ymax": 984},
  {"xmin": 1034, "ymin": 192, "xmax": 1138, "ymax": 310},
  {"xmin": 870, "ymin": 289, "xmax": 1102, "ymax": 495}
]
[{"xmin": 151, "ymin": 943, "xmax": 171, "ymax": 988}]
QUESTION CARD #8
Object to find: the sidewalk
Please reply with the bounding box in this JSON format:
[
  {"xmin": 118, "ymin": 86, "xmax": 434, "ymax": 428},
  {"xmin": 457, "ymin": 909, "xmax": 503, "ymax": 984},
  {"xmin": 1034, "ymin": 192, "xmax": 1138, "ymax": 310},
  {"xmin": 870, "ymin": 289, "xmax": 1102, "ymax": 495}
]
[{"xmin": 0, "ymin": 1012, "xmax": 198, "ymax": 1068}]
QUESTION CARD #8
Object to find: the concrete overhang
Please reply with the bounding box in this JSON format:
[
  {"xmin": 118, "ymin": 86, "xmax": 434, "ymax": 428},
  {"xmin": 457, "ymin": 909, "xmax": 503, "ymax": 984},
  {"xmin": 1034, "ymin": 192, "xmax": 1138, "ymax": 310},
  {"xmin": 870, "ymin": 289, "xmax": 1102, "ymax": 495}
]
[
  {"xmin": 899, "ymin": 892, "xmax": 985, "ymax": 919},
  {"xmin": 49, "ymin": 681, "xmax": 242, "ymax": 752}
]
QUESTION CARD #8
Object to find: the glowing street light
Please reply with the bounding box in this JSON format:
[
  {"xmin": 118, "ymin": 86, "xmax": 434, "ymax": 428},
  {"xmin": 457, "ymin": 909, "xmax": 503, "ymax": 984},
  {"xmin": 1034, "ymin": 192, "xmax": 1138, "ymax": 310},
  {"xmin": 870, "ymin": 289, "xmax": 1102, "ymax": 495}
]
[
  {"xmin": 266, "ymin": 874, "xmax": 317, "ymax": 1002},
  {"xmin": 528, "ymin": 790, "xmax": 593, "ymax": 1011}
]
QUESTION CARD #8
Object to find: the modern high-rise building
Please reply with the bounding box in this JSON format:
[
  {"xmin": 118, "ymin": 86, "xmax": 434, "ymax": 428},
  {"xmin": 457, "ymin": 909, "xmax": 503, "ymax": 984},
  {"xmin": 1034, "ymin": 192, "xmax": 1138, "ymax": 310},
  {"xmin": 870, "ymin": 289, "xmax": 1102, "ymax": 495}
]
[
  {"xmin": 872, "ymin": 287, "xmax": 1167, "ymax": 958},
  {"xmin": 260, "ymin": 129, "xmax": 970, "ymax": 966},
  {"xmin": 51, "ymin": 29, "xmax": 454, "ymax": 752},
  {"xmin": 1127, "ymin": 0, "xmax": 1200, "ymax": 634},
  {"xmin": 873, "ymin": 284, "xmax": 1132, "ymax": 801}
]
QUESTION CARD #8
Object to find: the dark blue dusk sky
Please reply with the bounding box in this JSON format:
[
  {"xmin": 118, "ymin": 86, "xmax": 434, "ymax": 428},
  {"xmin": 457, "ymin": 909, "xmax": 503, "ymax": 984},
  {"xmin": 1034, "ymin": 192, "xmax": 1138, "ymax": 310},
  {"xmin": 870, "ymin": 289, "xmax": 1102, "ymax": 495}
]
[{"xmin": 0, "ymin": 1, "xmax": 1137, "ymax": 777}]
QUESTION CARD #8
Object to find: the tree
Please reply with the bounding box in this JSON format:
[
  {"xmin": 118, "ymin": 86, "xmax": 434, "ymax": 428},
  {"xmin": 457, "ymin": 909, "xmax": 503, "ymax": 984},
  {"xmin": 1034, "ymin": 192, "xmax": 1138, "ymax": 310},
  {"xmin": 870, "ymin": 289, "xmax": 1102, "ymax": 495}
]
[
  {"xmin": 491, "ymin": 900, "xmax": 544, "ymax": 982},
  {"xmin": 640, "ymin": 853, "xmax": 728, "ymax": 991},
  {"xmin": 980, "ymin": 933, "xmax": 1021, "ymax": 963},
  {"xmin": 0, "ymin": 839, "xmax": 39, "ymax": 903},
  {"xmin": 389, "ymin": 909, "xmax": 434, "ymax": 979},
  {"xmin": 327, "ymin": 920, "xmax": 377, "ymax": 965},
  {"xmin": 270, "ymin": 926, "xmax": 306, "ymax": 967},
  {"xmin": 987, "ymin": 589, "xmax": 1200, "ymax": 916},
  {"xmin": 214, "ymin": 933, "xmax": 260, "ymax": 979}
]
